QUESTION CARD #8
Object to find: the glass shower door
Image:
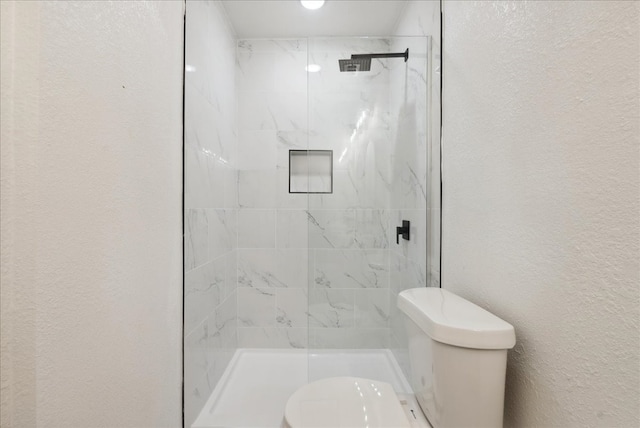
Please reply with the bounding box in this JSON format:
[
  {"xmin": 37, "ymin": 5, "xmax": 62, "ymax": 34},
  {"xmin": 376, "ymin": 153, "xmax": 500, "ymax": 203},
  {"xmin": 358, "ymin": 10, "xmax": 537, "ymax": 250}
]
[{"xmin": 305, "ymin": 36, "xmax": 431, "ymax": 393}]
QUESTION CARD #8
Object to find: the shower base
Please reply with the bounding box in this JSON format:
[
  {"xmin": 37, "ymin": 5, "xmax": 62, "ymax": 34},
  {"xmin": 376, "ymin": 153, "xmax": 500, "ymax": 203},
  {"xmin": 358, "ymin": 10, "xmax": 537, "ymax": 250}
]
[{"xmin": 192, "ymin": 348, "xmax": 412, "ymax": 428}]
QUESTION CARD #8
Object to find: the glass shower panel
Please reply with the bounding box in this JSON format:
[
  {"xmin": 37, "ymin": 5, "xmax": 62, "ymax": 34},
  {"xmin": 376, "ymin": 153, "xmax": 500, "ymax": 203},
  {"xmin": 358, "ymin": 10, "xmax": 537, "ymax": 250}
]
[{"xmin": 306, "ymin": 37, "xmax": 430, "ymax": 393}]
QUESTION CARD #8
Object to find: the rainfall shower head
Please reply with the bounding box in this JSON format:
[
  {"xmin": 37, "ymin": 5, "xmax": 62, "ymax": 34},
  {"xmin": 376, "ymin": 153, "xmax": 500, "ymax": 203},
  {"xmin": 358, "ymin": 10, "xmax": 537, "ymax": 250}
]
[
  {"xmin": 339, "ymin": 57, "xmax": 372, "ymax": 72},
  {"xmin": 338, "ymin": 48, "xmax": 409, "ymax": 72}
]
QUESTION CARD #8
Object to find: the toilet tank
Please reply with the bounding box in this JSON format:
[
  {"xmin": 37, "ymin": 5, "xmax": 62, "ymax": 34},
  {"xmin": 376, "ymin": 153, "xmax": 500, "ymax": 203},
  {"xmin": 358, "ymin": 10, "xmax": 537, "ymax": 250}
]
[{"xmin": 397, "ymin": 288, "xmax": 516, "ymax": 428}]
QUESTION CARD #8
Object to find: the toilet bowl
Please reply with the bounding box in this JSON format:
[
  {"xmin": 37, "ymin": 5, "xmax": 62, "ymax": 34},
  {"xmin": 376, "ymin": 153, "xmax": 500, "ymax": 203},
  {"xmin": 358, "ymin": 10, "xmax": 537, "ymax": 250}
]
[
  {"xmin": 283, "ymin": 377, "xmax": 415, "ymax": 428},
  {"xmin": 283, "ymin": 288, "xmax": 516, "ymax": 428}
]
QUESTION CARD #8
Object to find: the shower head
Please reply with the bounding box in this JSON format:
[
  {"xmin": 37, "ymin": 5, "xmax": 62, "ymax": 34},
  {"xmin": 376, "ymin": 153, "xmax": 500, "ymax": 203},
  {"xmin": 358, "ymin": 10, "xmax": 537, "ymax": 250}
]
[
  {"xmin": 338, "ymin": 48, "xmax": 409, "ymax": 72},
  {"xmin": 339, "ymin": 57, "xmax": 372, "ymax": 72}
]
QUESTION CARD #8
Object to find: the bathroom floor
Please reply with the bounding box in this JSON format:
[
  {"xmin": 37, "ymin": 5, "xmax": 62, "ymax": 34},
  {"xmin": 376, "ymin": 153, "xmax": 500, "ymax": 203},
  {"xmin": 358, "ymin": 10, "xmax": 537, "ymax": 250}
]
[{"xmin": 193, "ymin": 348, "xmax": 413, "ymax": 428}]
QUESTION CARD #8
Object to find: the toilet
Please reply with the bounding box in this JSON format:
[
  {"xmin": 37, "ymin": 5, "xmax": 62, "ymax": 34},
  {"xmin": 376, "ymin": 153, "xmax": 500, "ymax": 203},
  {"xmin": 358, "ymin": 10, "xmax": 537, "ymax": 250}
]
[{"xmin": 283, "ymin": 288, "xmax": 516, "ymax": 428}]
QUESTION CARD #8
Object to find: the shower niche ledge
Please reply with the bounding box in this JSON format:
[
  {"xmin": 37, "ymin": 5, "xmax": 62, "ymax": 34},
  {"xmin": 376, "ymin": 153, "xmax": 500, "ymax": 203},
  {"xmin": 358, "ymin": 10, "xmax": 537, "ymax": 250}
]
[{"xmin": 289, "ymin": 150, "xmax": 333, "ymax": 194}]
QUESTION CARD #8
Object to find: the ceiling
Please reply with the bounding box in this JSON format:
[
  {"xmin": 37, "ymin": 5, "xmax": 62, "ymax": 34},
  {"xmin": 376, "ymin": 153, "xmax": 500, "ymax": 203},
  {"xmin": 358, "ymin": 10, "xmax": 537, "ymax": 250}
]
[{"xmin": 221, "ymin": 0, "xmax": 409, "ymax": 38}]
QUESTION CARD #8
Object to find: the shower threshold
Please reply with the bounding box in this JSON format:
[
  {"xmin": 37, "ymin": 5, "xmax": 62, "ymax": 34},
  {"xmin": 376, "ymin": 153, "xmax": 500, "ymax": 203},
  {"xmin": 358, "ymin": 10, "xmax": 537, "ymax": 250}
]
[{"xmin": 192, "ymin": 348, "xmax": 412, "ymax": 428}]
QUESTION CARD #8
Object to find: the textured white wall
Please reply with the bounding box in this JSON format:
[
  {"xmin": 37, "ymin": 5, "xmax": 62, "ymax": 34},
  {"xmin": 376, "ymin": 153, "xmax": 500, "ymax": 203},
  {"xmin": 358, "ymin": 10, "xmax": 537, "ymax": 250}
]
[
  {"xmin": 0, "ymin": 1, "xmax": 184, "ymax": 426},
  {"xmin": 441, "ymin": 1, "xmax": 639, "ymax": 426}
]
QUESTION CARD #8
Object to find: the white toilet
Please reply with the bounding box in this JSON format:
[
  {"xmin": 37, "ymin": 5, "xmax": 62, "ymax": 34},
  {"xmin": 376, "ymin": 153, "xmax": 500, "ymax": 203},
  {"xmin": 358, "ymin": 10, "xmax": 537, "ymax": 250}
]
[{"xmin": 283, "ymin": 288, "xmax": 516, "ymax": 428}]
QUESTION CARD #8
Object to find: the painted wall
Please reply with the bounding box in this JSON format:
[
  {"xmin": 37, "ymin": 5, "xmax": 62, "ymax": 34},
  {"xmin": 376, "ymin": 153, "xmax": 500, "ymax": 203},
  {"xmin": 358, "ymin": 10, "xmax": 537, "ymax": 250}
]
[
  {"xmin": 183, "ymin": 0, "xmax": 238, "ymax": 425},
  {"xmin": 441, "ymin": 1, "xmax": 639, "ymax": 426},
  {"xmin": 0, "ymin": 1, "xmax": 183, "ymax": 426}
]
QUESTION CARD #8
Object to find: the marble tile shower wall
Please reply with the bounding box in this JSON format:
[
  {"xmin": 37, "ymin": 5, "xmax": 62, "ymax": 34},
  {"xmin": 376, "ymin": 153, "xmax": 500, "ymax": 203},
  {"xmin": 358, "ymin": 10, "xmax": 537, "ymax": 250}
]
[
  {"xmin": 386, "ymin": 37, "xmax": 431, "ymax": 379},
  {"xmin": 236, "ymin": 38, "xmax": 397, "ymax": 349},
  {"xmin": 308, "ymin": 38, "xmax": 397, "ymax": 349},
  {"xmin": 235, "ymin": 39, "xmax": 310, "ymax": 348},
  {"xmin": 183, "ymin": 1, "xmax": 238, "ymax": 426}
]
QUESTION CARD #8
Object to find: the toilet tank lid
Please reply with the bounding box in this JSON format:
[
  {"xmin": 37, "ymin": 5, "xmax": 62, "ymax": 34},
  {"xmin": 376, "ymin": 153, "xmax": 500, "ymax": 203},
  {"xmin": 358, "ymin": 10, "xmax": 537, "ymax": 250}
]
[{"xmin": 398, "ymin": 288, "xmax": 516, "ymax": 350}]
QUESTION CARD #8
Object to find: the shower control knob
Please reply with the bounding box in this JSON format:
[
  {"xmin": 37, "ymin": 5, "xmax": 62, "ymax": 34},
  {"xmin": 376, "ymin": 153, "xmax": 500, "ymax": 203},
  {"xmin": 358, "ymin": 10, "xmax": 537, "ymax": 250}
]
[{"xmin": 396, "ymin": 220, "xmax": 410, "ymax": 244}]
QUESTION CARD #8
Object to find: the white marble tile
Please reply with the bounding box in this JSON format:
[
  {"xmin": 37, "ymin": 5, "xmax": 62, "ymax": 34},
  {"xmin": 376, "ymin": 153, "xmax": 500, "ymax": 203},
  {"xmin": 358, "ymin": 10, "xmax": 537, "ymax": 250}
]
[
  {"xmin": 185, "ymin": 3, "xmax": 238, "ymax": 423},
  {"xmin": 307, "ymin": 170, "xmax": 361, "ymax": 210},
  {"xmin": 184, "ymin": 321, "xmax": 211, "ymax": 404},
  {"xmin": 314, "ymin": 249, "xmax": 389, "ymax": 289},
  {"xmin": 207, "ymin": 209, "xmax": 236, "ymax": 260},
  {"xmin": 427, "ymin": 207, "xmax": 440, "ymax": 287},
  {"xmin": 185, "ymin": 145, "xmax": 208, "ymax": 209},
  {"xmin": 185, "ymin": 209, "xmax": 208, "ymax": 270},
  {"xmin": 186, "ymin": 1, "xmax": 236, "ymax": 113},
  {"xmin": 209, "ymin": 293, "xmax": 237, "ymax": 350},
  {"xmin": 309, "ymin": 91, "xmax": 390, "ymax": 132},
  {"xmin": 389, "ymin": 251, "xmax": 405, "ymax": 295},
  {"xmin": 238, "ymin": 249, "xmax": 308, "ymax": 289},
  {"xmin": 355, "ymin": 209, "xmax": 390, "ymax": 249},
  {"xmin": 224, "ymin": 170, "xmax": 239, "ymax": 210},
  {"xmin": 238, "ymin": 249, "xmax": 280, "ymax": 288},
  {"xmin": 238, "ymin": 130, "xmax": 277, "ymax": 171},
  {"xmin": 185, "ymin": 370, "xmax": 212, "ymax": 428},
  {"xmin": 276, "ymin": 170, "xmax": 308, "ymax": 209},
  {"xmin": 238, "ymin": 39, "xmax": 307, "ymax": 54},
  {"xmin": 237, "ymin": 44, "xmax": 306, "ymax": 94},
  {"xmin": 271, "ymin": 92, "xmax": 308, "ymax": 131},
  {"xmin": 355, "ymin": 289, "xmax": 390, "ymax": 328},
  {"xmin": 185, "ymin": 81, "xmax": 235, "ymax": 164},
  {"xmin": 238, "ymin": 91, "xmax": 274, "ymax": 131},
  {"xmin": 239, "ymin": 91, "xmax": 307, "ymax": 132},
  {"xmin": 238, "ymin": 287, "xmax": 275, "ymax": 327},
  {"xmin": 273, "ymin": 51, "xmax": 308, "ymax": 93},
  {"xmin": 237, "ymin": 209, "xmax": 275, "ymax": 248},
  {"xmin": 237, "ymin": 327, "xmax": 308, "ymax": 349},
  {"xmin": 185, "ymin": 145, "xmax": 225, "ymax": 209},
  {"xmin": 184, "ymin": 259, "xmax": 225, "ymax": 335},
  {"xmin": 335, "ymin": 129, "xmax": 393, "ymax": 209},
  {"xmin": 389, "ymin": 113, "xmax": 428, "ymax": 212},
  {"xmin": 225, "ymin": 250, "xmax": 238, "ymax": 297},
  {"xmin": 204, "ymin": 347, "xmax": 232, "ymax": 410},
  {"xmin": 308, "ymin": 289, "xmax": 354, "ymax": 328},
  {"xmin": 184, "ymin": 328, "xmax": 215, "ymax": 428},
  {"xmin": 276, "ymin": 210, "xmax": 309, "ymax": 248},
  {"xmin": 402, "ymin": 257, "xmax": 426, "ymax": 291},
  {"xmin": 276, "ymin": 288, "xmax": 308, "ymax": 328},
  {"xmin": 238, "ymin": 170, "xmax": 276, "ymax": 208},
  {"xmin": 276, "ymin": 249, "xmax": 309, "ymax": 289},
  {"xmin": 390, "ymin": 251, "xmax": 425, "ymax": 294},
  {"xmin": 203, "ymin": 297, "xmax": 236, "ymax": 419},
  {"xmin": 308, "ymin": 209, "xmax": 356, "ymax": 248},
  {"xmin": 236, "ymin": 51, "xmax": 277, "ymax": 93},
  {"xmin": 386, "ymin": 36, "xmax": 431, "ymax": 361},
  {"xmin": 307, "ymin": 68, "xmax": 385, "ymax": 97},
  {"xmin": 276, "ymin": 130, "xmax": 308, "ymax": 171},
  {"xmin": 309, "ymin": 327, "xmax": 389, "ymax": 349}
]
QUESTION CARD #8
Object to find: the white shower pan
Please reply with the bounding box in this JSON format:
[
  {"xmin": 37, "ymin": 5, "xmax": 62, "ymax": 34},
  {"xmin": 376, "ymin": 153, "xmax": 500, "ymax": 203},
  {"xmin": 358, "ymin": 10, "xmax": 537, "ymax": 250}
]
[{"xmin": 192, "ymin": 348, "xmax": 412, "ymax": 428}]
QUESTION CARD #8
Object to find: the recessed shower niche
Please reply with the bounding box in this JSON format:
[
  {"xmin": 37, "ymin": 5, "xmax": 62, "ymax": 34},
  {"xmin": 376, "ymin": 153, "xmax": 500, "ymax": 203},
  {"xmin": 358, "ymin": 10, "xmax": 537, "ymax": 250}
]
[{"xmin": 289, "ymin": 150, "xmax": 333, "ymax": 194}]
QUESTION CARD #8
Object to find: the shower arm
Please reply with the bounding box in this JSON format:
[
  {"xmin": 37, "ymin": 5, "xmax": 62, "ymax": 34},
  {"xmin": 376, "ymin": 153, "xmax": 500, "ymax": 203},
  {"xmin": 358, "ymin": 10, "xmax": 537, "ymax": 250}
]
[{"xmin": 350, "ymin": 48, "xmax": 409, "ymax": 62}]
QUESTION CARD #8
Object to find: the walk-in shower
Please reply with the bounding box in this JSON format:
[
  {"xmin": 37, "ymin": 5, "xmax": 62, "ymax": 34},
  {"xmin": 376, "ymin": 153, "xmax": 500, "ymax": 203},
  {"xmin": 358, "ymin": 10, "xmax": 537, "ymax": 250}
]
[
  {"xmin": 183, "ymin": 3, "xmax": 440, "ymax": 427},
  {"xmin": 339, "ymin": 48, "xmax": 409, "ymax": 72}
]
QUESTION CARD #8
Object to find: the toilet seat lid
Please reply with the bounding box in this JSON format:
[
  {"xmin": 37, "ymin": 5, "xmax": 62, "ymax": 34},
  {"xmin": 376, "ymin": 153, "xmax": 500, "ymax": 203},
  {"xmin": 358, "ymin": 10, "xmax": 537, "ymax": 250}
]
[{"xmin": 284, "ymin": 377, "xmax": 411, "ymax": 428}]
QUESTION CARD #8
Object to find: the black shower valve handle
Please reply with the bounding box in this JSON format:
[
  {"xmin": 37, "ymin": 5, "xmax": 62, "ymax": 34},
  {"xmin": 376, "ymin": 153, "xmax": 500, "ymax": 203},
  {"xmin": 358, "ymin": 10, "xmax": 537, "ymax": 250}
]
[{"xmin": 396, "ymin": 220, "xmax": 410, "ymax": 244}]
